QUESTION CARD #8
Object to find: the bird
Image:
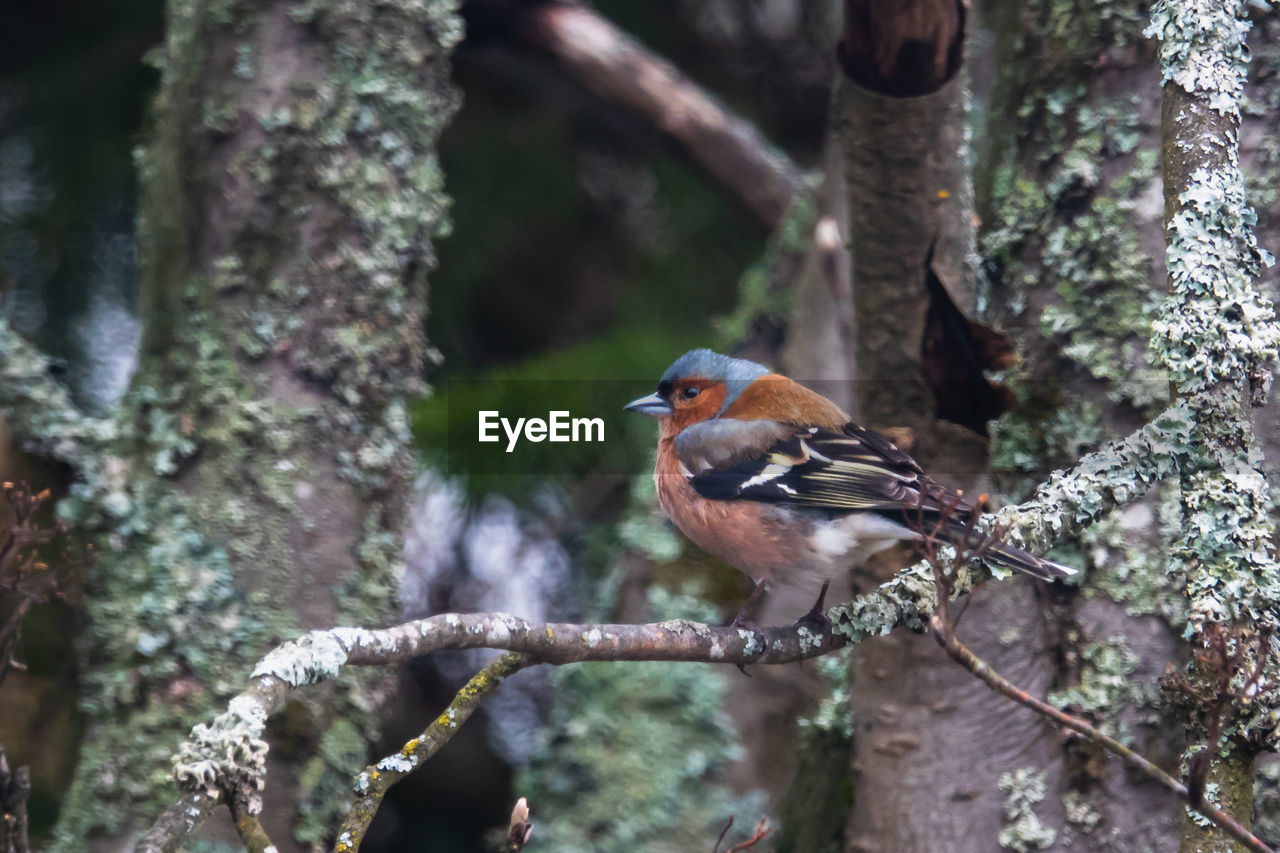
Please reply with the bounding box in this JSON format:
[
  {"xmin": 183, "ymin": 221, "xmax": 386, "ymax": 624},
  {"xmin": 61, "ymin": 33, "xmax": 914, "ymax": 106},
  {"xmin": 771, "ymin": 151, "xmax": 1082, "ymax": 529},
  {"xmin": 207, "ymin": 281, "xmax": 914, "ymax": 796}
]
[{"xmin": 624, "ymin": 348, "xmax": 1076, "ymax": 628}]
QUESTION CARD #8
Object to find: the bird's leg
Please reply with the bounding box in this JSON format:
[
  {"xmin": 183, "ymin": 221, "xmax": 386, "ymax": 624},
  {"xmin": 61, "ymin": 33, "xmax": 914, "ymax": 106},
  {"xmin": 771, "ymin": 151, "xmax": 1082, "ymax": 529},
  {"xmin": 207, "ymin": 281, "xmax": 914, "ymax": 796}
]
[
  {"xmin": 729, "ymin": 579, "xmax": 769, "ymax": 633},
  {"xmin": 793, "ymin": 581, "xmax": 833, "ymax": 633}
]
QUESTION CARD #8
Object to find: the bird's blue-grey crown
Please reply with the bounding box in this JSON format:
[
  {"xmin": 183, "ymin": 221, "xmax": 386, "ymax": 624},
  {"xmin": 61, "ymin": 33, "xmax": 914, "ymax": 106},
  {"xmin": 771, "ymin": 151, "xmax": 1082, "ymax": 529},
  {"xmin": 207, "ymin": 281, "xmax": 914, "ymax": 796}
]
[{"xmin": 661, "ymin": 349, "xmax": 769, "ymax": 416}]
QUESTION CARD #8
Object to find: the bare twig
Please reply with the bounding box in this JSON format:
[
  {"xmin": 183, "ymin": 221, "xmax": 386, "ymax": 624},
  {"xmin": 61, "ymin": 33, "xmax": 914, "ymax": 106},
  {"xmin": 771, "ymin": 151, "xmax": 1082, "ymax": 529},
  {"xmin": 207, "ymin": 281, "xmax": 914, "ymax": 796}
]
[
  {"xmin": 713, "ymin": 816, "xmax": 772, "ymax": 853},
  {"xmin": 1174, "ymin": 623, "xmax": 1273, "ymax": 807},
  {"xmin": 334, "ymin": 652, "xmax": 530, "ymax": 853},
  {"xmin": 1, "ymin": 481, "xmax": 84, "ymax": 688},
  {"xmin": 923, "ymin": 507, "xmax": 1275, "ymax": 853}
]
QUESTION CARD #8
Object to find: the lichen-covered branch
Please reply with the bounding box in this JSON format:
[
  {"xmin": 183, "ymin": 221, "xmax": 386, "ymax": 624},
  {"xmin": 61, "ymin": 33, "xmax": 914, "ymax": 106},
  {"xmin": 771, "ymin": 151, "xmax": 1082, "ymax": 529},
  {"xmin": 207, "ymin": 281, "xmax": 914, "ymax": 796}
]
[
  {"xmin": 136, "ymin": 382, "xmax": 1212, "ymax": 852},
  {"xmin": 334, "ymin": 652, "xmax": 529, "ymax": 853},
  {"xmin": 1149, "ymin": 0, "xmax": 1280, "ymax": 707},
  {"xmin": 992, "ymin": 405, "xmax": 1193, "ymax": 554},
  {"xmin": 829, "ymin": 406, "xmax": 1189, "ymax": 639},
  {"xmin": 1147, "ymin": 1, "xmax": 1280, "ymax": 849},
  {"xmin": 140, "ymin": 612, "xmax": 848, "ymax": 851}
]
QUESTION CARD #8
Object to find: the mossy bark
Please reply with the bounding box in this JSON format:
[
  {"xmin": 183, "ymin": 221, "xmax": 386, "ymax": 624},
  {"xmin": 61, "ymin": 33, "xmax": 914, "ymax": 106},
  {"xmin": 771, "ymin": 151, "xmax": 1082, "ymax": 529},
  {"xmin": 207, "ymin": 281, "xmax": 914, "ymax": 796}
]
[
  {"xmin": 45, "ymin": 0, "xmax": 462, "ymax": 847},
  {"xmin": 1151, "ymin": 3, "xmax": 1278, "ymax": 849},
  {"xmin": 974, "ymin": 1, "xmax": 1187, "ymax": 850}
]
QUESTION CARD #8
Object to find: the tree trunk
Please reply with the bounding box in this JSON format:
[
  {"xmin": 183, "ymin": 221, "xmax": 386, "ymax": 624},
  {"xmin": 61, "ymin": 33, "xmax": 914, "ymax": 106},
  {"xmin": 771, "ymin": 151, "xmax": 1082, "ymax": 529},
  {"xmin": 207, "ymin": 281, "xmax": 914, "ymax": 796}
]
[
  {"xmin": 44, "ymin": 0, "xmax": 461, "ymax": 847},
  {"xmin": 976, "ymin": 0, "xmax": 1200, "ymax": 850},
  {"xmin": 832, "ymin": 4, "xmax": 1038, "ymax": 850},
  {"xmin": 833, "ymin": 0, "xmax": 1190, "ymax": 849}
]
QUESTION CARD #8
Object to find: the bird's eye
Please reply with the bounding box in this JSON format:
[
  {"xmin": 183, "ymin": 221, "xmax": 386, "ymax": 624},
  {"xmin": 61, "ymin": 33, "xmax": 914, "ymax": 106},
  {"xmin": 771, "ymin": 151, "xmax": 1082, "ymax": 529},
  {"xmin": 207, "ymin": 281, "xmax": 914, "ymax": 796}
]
[{"xmin": 682, "ymin": 386, "xmax": 701, "ymax": 399}]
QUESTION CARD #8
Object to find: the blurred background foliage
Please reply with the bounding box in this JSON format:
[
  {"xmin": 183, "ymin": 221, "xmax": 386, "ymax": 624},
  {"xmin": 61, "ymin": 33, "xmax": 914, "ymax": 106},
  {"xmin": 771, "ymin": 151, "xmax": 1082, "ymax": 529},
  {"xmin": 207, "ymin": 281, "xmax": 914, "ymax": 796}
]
[{"xmin": 0, "ymin": 0, "xmax": 838, "ymax": 848}]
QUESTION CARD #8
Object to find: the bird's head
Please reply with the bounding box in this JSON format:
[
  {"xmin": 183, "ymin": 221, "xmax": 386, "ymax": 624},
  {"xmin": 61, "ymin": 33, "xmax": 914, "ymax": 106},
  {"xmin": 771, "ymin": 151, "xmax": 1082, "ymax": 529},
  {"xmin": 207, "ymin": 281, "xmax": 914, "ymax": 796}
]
[{"xmin": 624, "ymin": 349, "xmax": 770, "ymax": 432}]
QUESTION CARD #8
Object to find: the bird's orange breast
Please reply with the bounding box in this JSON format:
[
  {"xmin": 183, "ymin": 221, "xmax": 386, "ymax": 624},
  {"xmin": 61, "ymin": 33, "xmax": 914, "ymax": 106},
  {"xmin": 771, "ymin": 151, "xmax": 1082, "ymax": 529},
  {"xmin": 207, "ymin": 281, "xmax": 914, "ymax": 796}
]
[{"xmin": 654, "ymin": 438, "xmax": 806, "ymax": 583}]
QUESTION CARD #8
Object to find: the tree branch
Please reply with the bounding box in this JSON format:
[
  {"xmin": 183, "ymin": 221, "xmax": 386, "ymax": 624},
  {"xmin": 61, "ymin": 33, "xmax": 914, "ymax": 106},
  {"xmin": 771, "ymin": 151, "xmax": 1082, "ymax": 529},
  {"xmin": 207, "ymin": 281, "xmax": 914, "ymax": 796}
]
[
  {"xmin": 923, "ymin": 502, "xmax": 1274, "ymax": 853},
  {"xmin": 1148, "ymin": 1, "xmax": 1280, "ymax": 846},
  {"xmin": 137, "ymin": 403, "xmax": 1196, "ymax": 851},
  {"xmin": 333, "ymin": 652, "xmax": 530, "ymax": 853},
  {"xmin": 500, "ymin": 0, "xmax": 808, "ymax": 228},
  {"xmin": 137, "ymin": 613, "xmax": 845, "ymax": 852},
  {"xmin": 930, "ymin": 615, "xmax": 1273, "ymax": 853},
  {"xmin": 228, "ymin": 801, "xmax": 277, "ymax": 853}
]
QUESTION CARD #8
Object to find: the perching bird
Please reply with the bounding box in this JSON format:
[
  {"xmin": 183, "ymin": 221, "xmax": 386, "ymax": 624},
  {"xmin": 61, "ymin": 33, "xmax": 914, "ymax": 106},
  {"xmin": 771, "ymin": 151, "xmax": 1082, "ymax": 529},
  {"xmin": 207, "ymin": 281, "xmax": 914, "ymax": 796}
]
[{"xmin": 625, "ymin": 349, "xmax": 1075, "ymax": 627}]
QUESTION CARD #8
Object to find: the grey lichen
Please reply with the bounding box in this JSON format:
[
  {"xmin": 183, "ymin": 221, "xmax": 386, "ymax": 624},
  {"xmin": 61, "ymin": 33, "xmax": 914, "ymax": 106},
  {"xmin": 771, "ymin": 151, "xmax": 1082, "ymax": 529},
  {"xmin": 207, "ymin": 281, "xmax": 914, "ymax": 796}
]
[
  {"xmin": 1049, "ymin": 636, "xmax": 1155, "ymax": 740},
  {"xmin": 1078, "ymin": 487, "xmax": 1187, "ymax": 622},
  {"xmin": 1148, "ymin": 0, "xmax": 1280, "ymax": 647},
  {"xmin": 798, "ymin": 648, "xmax": 854, "ymax": 739},
  {"xmin": 173, "ymin": 696, "xmax": 270, "ymax": 813},
  {"xmin": 997, "ymin": 768, "xmax": 1057, "ymax": 852},
  {"xmin": 0, "ymin": 320, "xmax": 118, "ymax": 495},
  {"xmin": 1151, "ymin": 167, "xmax": 1280, "ymax": 396},
  {"xmin": 251, "ymin": 630, "xmax": 350, "ymax": 685},
  {"xmin": 1147, "ymin": 0, "xmax": 1252, "ymax": 115},
  {"xmin": 1062, "ymin": 790, "xmax": 1102, "ymax": 833}
]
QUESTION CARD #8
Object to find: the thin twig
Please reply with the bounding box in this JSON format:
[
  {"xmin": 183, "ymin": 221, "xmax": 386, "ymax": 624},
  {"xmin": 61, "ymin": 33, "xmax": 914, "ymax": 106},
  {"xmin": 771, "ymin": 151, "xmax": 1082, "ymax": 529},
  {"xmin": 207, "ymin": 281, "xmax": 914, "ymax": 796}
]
[
  {"xmin": 333, "ymin": 652, "xmax": 530, "ymax": 853},
  {"xmin": 713, "ymin": 816, "xmax": 771, "ymax": 853},
  {"xmin": 929, "ymin": 615, "xmax": 1272, "ymax": 853},
  {"xmin": 924, "ymin": 509, "xmax": 1274, "ymax": 853}
]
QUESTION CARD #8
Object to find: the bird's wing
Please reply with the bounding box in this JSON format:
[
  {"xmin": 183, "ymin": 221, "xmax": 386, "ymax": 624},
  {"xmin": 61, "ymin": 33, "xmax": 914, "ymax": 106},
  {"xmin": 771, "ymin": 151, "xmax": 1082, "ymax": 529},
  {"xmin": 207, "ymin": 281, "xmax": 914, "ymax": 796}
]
[{"xmin": 682, "ymin": 421, "xmax": 971, "ymax": 516}]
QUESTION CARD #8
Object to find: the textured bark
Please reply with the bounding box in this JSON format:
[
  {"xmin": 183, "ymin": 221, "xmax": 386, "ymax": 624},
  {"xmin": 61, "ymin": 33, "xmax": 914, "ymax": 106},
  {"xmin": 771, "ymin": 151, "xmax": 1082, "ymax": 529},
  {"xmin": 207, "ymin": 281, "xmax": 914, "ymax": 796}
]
[
  {"xmin": 1151, "ymin": 2, "xmax": 1278, "ymax": 849},
  {"xmin": 30, "ymin": 0, "xmax": 463, "ymax": 848},
  {"xmin": 973, "ymin": 1, "xmax": 1186, "ymax": 850},
  {"xmin": 833, "ymin": 7, "xmax": 1032, "ymax": 848}
]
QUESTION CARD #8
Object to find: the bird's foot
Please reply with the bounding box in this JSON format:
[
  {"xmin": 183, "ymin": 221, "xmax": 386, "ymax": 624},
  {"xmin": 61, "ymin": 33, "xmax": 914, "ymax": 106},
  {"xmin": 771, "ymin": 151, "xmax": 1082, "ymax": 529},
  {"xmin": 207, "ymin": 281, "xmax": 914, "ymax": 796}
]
[
  {"xmin": 793, "ymin": 582, "xmax": 832, "ymax": 633},
  {"xmin": 792, "ymin": 607, "xmax": 833, "ymax": 635},
  {"xmin": 728, "ymin": 614, "xmax": 766, "ymax": 677},
  {"xmin": 728, "ymin": 615, "xmax": 765, "ymax": 635},
  {"xmin": 790, "ymin": 582, "xmax": 832, "ymax": 668}
]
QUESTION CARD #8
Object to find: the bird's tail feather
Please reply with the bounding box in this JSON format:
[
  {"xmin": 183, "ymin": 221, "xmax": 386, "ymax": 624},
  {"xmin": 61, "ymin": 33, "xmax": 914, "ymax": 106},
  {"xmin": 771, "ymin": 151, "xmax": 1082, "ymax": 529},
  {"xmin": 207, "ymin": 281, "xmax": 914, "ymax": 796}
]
[{"xmin": 936, "ymin": 519, "xmax": 1077, "ymax": 581}]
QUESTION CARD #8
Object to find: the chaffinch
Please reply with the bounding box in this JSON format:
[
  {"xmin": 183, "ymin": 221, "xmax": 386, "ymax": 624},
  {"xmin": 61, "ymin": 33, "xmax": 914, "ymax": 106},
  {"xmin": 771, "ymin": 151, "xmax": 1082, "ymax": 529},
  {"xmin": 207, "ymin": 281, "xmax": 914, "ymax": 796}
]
[{"xmin": 625, "ymin": 349, "xmax": 1075, "ymax": 626}]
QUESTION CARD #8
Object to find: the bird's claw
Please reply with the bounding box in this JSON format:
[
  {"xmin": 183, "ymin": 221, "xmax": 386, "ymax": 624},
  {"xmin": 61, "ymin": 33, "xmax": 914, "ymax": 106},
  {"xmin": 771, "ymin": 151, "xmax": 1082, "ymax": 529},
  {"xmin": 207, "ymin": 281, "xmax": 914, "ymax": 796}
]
[
  {"xmin": 792, "ymin": 608, "xmax": 833, "ymax": 635},
  {"xmin": 728, "ymin": 616, "xmax": 766, "ymax": 677}
]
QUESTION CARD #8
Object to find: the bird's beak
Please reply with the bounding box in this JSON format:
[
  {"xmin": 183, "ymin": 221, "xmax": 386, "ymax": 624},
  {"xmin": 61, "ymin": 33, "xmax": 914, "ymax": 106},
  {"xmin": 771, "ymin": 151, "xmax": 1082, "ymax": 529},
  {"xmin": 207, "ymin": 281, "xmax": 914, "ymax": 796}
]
[{"xmin": 624, "ymin": 392, "xmax": 672, "ymax": 418}]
